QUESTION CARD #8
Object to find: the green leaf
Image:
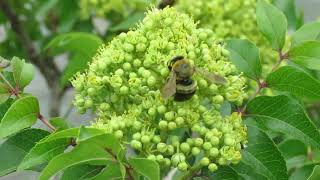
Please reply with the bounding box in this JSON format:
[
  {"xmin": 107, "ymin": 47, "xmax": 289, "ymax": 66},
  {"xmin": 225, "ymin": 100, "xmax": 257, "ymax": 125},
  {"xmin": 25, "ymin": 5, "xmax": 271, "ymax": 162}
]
[
  {"xmin": 41, "ymin": 128, "xmax": 79, "ymax": 143},
  {"xmin": 288, "ymin": 41, "xmax": 320, "ymax": 70},
  {"xmin": 44, "ymin": 32, "xmax": 103, "ymax": 87},
  {"xmin": 61, "ymin": 164, "xmax": 103, "ymax": 180},
  {"xmin": 110, "ymin": 12, "xmax": 145, "ymax": 31},
  {"xmin": 278, "ymin": 139, "xmax": 307, "ymax": 159},
  {"xmin": 241, "ymin": 126, "xmax": 288, "ymax": 180},
  {"xmin": 256, "ymin": 0, "xmax": 288, "ymax": 50},
  {"xmin": 11, "ymin": 57, "xmax": 35, "ymax": 88},
  {"xmin": 290, "ymin": 164, "xmax": 317, "ymax": 180},
  {"xmin": 0, "ymin": 98, "xmax": 13, "ymax": 121},
  {"xmin": 231, "ymin": 161, "xmax": 268, "ymax": 180},
  {"xmin": 35, "ymin": 0, "xmax": 59, "ymax": 19},
  {"xmin": 128, "ymin": 158, "xmax": 160, "ymax": 180},
  {"xmin": 44, "ymin": 32, "xmax": 103, "ymax": 58},
  {"xmin": 308, "ymin": 165, "xmax": 320, "ymax": 180},
  {"xmin": 0, "ymin": 129, "xmax": 49, "ymax": 176},
  {"xmin": 0, "ymin": 83, "xmax": 11, "ymax": 105},
  {"xmin": 226, "ymin": 39, "xmax": 261, "ymax": 80},
  {"xmin": 17, "ymin": 138, "xmax": 69, "ymax": 171},
  {"xmin": 292, "ymin": 22, "xmax": 320, "ymax": 47},
  {"xmin": 210, "ymin": 166, "xmax": 245, "ymax": 180},
  {"xmin": 39, "ymin": 134, "xmax": 121, "ymax": 180},
  {"xmin": 0, "ymin": 96, "xmax": 39, "ymax": 138},
  {"xmin": 56, "ymin": 0, "xmax": 78, "ymax": 33},
  {"xmin": 60, "ymin": 53, "xmax": 88, "ymax": 86},
  {"xmin": 272, "ymin": 0, "xmax": 302, "ymax": 30},
  {"xmin": 247, "ymin": 95, "xmax": 320, "ymax": 148},
  {"xmin": 267, "ymin": 66, "xmax": 320, "ymax": 99},
  {"xmin": 87, "ymin": 164, "xmax": 124, "ymax": 180},
  {"xmin": 49, "ymin": 117, "xmax": 69, "ymax": 130},
  {"xmin": 77, "ymin": 126, "xmax": 105, "ymax": 143}
]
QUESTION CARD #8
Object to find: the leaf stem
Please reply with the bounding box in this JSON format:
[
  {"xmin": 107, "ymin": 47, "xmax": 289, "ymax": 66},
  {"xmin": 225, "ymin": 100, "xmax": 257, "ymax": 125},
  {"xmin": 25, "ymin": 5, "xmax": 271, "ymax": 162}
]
[
  {"xmin": 105, "ymin": 148, "xmax": 134, "ymax": 180},
  {"xmin": 271, "ymin": 50, "xmax": 288, "ymax": 72},
  {"xmin": 0, "ymin": 72, "xmax": 56, "ymax": 131}
]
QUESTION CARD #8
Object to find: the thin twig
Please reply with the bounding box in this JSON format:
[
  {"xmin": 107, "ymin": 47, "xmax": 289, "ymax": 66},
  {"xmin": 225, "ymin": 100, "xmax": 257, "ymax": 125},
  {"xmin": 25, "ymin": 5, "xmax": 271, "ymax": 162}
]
[
  {"xmin": 0, "ymin": 72, "xmax": 56, "ymax": 131},
  {"xmin": 0, "ymin": 0, "xmax": 66, "ymax": 116},
  {"xmin": 105, "ymin": 148, "xmax": 134, "ymax": 180}
]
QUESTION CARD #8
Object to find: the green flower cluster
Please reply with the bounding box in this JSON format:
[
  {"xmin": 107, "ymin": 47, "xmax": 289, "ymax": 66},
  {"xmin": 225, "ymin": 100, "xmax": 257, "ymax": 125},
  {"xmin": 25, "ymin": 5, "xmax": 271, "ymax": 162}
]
[
  {"xmin": 175, "ymin": 0, "xmax": 278, "ymax": 74},
  {"xmin": 72, "ymin": 7, "xmax": 247, "ymax": 172},
  {"xmin": 79, "ymin": 0, "xmax": 156, "ymax": 19}
]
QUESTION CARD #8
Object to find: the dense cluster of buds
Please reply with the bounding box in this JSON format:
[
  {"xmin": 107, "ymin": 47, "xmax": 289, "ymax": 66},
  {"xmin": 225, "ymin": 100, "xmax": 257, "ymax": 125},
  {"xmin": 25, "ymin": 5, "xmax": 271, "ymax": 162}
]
[
  {"xmin": 175, "ymin": 0, "xmax": 278, "ymax": 74},
  {"xmin": 79, "ymin": 0, "xmax": 156, "ymax": 19},
  {"xmin": 72, "ymin": 7, "xmax": 247, "ymax": 172}
]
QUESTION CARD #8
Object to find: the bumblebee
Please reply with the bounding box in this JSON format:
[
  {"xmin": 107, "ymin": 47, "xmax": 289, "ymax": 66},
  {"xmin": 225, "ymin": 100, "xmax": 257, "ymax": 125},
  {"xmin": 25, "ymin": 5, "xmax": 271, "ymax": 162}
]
[{"xmin": 161, "ymin": 56, "xmax": 227, "ymax": 101}]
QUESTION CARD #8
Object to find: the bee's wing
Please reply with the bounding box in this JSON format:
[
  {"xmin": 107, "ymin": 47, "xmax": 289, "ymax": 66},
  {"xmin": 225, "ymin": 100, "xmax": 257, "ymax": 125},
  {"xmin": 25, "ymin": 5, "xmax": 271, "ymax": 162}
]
[
  {"xmin": 161, "ymin": 71, "xmax": 177, "ymax": 100},
  {"xmin": 195, "ymin": 67, "xmax": 227, "ymax": 85}
]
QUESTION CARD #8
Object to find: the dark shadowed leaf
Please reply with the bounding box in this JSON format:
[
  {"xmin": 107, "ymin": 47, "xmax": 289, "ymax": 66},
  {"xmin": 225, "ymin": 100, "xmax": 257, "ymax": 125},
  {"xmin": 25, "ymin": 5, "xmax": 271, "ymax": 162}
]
[
  {"xmin": 256, "ymin": 0, "xmax": 287, "ymax": 50},
  {"xmin": 0, "ymin": 129, "xmax": 49, "ymax": 176},
  {"xmin": 247, "ymin": 95, "xmax": 320, "ymax": 148},
  {"xmin": 308, "ymin": 165, "xmax": 320, "ymax": 180},
  {"xmin": 226, "ymin": 39, "xmax": 261, "ymax": 80},
  {"xmin": 278, "ymin": 139, "xmax": 307, "ymax": 159},
  {"xmin": 0, "ymin": 98, "xmax": 13, "ymax": 121},
  {"xmin": 110, "ymin": 12, "xmax": 145, "ymax": 32},
  {"xmin": 0, "ymin": 96, "xmax": 39, "ymax": 138},
  {"xmin": 87, "ymin": 164, "xmax": 124, "ymax": 180},
  {"xmin": 267, "ymin": 66, "xmax": 320, "ymax": 99}
]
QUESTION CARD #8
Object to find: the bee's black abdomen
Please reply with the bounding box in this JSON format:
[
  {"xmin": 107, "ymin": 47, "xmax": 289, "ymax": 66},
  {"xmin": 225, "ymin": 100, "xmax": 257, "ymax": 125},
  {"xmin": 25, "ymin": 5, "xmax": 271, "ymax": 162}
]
[{"xmin": 174, "ymin": 91, "xmax": 196, "ymax": 101}]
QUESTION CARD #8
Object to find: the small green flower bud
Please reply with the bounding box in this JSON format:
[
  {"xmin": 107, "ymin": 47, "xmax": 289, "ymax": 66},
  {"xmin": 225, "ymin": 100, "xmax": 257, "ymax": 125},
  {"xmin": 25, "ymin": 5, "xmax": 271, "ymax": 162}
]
[
  {"xmin": 120, "ymin": 86, "xmax": 129, "ymax": 95},
  {"xmin": 147, "ymin": 154, "xmax": 156, "ymax": 161},
  {"xmin": 194, "ymin": 138, "xmax": 204, "ymax": 147},
  {"xmin": 115, "ymin": 130, "xmax": 123, "ymax": 139},
  {"xmin": 191, "ymin": 124, "xmax": 201, "ymax": 132},
  {"xmin": 159, "ymin": 120, "xmax": 168, "ymax": 130},
  {"xmin": 180, "ymin": 143, "xmax": 190, "ymax": 153},
  {"xmin": 157, "ymin": 143, "xmax": 167, "ymax": 153},
  {"xmin": 192, "ymin": 147, "xmax": 201, "ymax": 156},
  {"xmin": 210, "ymin": 136, "xmax": 220, "ymax": 146},
  {"xmin": 133, "ymin": 59, "xmax": 142, "ymax": 67},
  {"xmin": 164, "ymin": 158, "xmax": 171, "ymax": 166},
  {"xmin": 99, "ymin": 103, "xmax": 110, "ymax": 111},
  {"xmin": 148, "ymin": 107, "xmax": 156, "ymax": 116},
  {"xmin": 147, "ymin": 76, "xmax": 156, "ymax": 86},
  {"xmin": 175, "ymin": 117, "xmax": 184, "ymax": 126},
  {"xmin": 84, "ymin": 99, "xmax": 93, "ymax": 108},
  {"xmin": 152, "ymin": 135, "xmax": 161, "ymax": 143},
  {"xmin": 156, "ymin": 154, "xmax": 164, "ymax": 162},
  {"xmin": 157, "ymin": 105, "xmax": 167, "ymax": 114},
  {"xmin": 168, "ymin": 122, "xmax": 177, "ymax": 130},
  {"xmin": 218, "ymin": 157, "xmax": 228, "ymax": 165},
  {"xmin": 115, "ymin": 69, "xmax": 124, "ymax": 76},
  {"xmin": 200, "ymin": 157, "xmax": 210, "ymax": 166},
  {"xmin": 124, "ymin": 43, "xmax": 134, "ymax": 52},
  {"xmin": 133, "ymin": 121, "xmax": 142, "ymax": 130},
  {"xmin": 130, "ymin": 140, "xmax": 142, "ymax": 150},
  {"xmin": 186, "ymin": 138, "xmax": 194, "ymax": 146},
  {"xmin": 171, "ymin": 153, "xmax": 186, "ymax": 166},
  {"xmin": 123, "ymin": 62, "xmax": 131, "ymax": 71},
  {"xmin": 166, "ymin": 145, "xmax": 174, "ymax": 155},
  {"xmin": 167, "ymin": 42, "xmax": 175, "ymax": 50},
  {"xmin": 136, "ymin": 43, "xmax": 146, "ymax": 52},
  {"xmin": 209, "ymin": 84, "xmax": 218, "ymax": 93},
  {"xmin": 224, "ymin": 137, "xmax": 235, "ymax": 146},
  {"xmin": 141, "ymin": 135, "xmax": 151, "ymax": 144},
  {"xmin": 178, "ymin": 162, "xmax": 188, "ymax": 171},
  {"xmin": 164, "ymin": 111, "xmax": 175, "ymax": 121},
  {"xmin": 209, "ymin": 148, "xmax": 219, "ymax": 158},
  {"xmin": 203, "ymin": 142, "xmax": 212, "ymax": 151},
  {"xmin": 208, "ymin": 163, "xmax": 218, "ymax": 172},
  {"xmin": 132, "ymin": 132, "xmax": 141, "ymax": 140}
]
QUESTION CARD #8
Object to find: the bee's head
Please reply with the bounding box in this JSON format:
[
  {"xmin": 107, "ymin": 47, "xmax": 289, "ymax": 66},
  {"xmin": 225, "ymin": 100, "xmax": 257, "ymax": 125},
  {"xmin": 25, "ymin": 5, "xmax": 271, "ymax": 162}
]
[{"xmin": 168, "ymin": 56, "xmax": 185, "ymax": 70}]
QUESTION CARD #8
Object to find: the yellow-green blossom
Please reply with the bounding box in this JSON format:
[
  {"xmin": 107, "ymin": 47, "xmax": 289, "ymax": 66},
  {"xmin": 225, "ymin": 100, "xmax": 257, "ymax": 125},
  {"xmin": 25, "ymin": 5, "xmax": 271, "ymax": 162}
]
[{"xmin": 72, "ymin": 7, "xmax": 247, "ymax": 171}]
